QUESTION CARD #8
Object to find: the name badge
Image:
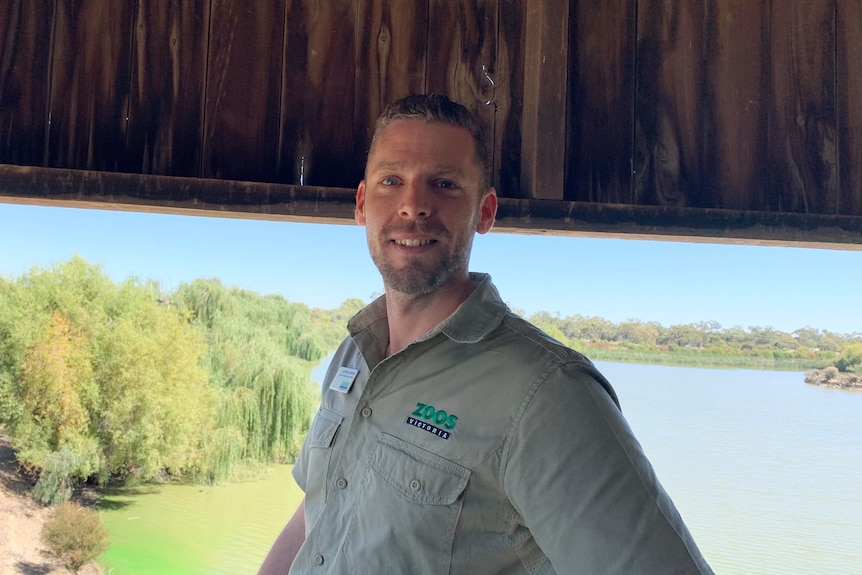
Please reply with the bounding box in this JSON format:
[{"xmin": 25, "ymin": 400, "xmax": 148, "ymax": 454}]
[{"xmin": 329, "ymin": 366, "xmax": 359, "ymax": 394}]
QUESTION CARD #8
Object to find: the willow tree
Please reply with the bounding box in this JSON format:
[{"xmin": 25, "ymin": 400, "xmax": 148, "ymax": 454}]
[{"xmin": 176, "ymin": 279, "xmax": 320, "ymax": 482}]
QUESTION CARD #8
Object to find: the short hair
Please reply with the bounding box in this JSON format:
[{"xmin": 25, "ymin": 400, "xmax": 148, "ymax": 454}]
[{"xmin": 367, "ymin": 94, "xmax": 492, "ymax": 189}]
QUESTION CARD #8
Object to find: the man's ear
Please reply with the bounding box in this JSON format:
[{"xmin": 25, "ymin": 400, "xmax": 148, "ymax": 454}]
[
  {"xmin": 355, "ymin": 181, "xmax": 367, "ymax": 226},
  {"xmin": 476, "ymin": 188, "xmax": 497, "ymax": 234}
]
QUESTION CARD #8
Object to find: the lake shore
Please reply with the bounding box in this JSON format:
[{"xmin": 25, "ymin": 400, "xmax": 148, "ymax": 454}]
[
  {"xmin": 581, "ymin": 348, "xmax": 826, "ymax": 372},
  {"xmin": 0, "ymin": 430, "xmax": 101, "ymax": 575}
]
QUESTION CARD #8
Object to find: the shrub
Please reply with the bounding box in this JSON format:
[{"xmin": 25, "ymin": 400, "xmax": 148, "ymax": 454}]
[
  {"xmin": 41, "ymin": 501, "xmax": 109, "ymax": 573},
  {"xmin": 32, "ymin": 449, "xmax": 82, "ymax": 506}
]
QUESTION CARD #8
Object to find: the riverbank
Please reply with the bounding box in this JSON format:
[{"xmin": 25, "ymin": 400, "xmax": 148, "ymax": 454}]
[
  {"xmin": 0, "ymin": 430, "xmax": 101, "ymax": 575},
  {"xmin": 580, "ymin": 347, "xmax": 826, "ymax": 372}
]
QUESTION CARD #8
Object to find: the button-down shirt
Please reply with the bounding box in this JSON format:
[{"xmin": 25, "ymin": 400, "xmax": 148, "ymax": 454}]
[{"xmin": 290, "ymin": 274, "xmax": 713, "ymax": 574}]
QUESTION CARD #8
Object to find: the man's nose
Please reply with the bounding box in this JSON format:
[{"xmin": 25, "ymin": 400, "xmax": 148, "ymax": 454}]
[{"xmin": 399, "ymin": 182, "xmax": 432, "ymax": 219}]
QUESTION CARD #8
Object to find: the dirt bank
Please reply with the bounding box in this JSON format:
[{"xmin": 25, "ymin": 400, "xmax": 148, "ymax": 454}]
[{"xmin": 0, "ymin": 430, "xmax": 100, "ymax": 575}]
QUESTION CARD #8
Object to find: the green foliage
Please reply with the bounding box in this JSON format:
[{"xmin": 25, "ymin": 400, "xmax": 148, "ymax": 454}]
[
  {"xmin": 0, "ymin": 257, "xmax": 216, "ymax": 485},
  {"xmin": 1, "ymin": 258, "xmax": 342, "ymax": 487},
  {"xmin": 32, "ymin": 449, "xmax": 83, "ymax": 506},
  {"xmin": 836, "ymin": 343, "xmax": 862, "ymax": 372},
  {"xmin": 42, "ymin": 501, "xmax": 110, "ymax": 573},
  {"xmin": 175, "ymin": 279, "xmax": 321, "ymax": 482},
  {"xmin": 528, "ymin": 311, "xmax": 861, "ymax": 371}
]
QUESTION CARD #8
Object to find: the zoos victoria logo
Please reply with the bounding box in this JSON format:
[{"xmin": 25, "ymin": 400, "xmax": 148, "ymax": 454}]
[{"xmin": 405, "ymin": 402, "xmax": 458, "ymax": 440}]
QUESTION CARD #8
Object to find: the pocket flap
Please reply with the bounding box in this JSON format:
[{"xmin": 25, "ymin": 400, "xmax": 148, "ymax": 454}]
[
  {"xmin": 370, "ymin": 434, "xmax": 470, "ymax": 505},
  {"xmin": 308, "ymin": 407, "xmax": 343, "ymax": 449}
]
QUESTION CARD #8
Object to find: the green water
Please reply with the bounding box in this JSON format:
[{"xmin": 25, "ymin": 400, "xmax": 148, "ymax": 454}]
[{"xmin": 97, "ymin": 464, "xmax": 302, "ymax": 575}]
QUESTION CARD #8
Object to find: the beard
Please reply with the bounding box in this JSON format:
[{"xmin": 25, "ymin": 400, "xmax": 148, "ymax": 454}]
[{"xmin": 368, "ymin": 222, "xmax": 474, "ymax": 296}]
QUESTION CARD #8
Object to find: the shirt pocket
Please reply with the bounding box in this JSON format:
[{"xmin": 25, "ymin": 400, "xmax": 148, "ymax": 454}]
[
  {"xmin": 304, "ymin": 407, "xmax": 343, "ymax": 507},
  {"xmin": 343, "ymin": 433, "xmax": 471, "ymax": 575}
]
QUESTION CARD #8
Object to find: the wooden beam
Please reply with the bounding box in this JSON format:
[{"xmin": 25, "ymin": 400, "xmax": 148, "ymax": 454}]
[
  {"xmin": 0, "ymin": 164, "xmax": 357, "ymax": 224},
  {"xmin": 1, "ymin": 164, "xmax": 859, "ymax": 249},
  {"xmin": 493, "ymin": 198, "xmax": 862, "ymax": 250}
]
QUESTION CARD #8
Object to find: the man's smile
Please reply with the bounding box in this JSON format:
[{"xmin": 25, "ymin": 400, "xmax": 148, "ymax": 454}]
[{"xmin": 393, "ymin": 238, "xmax": 436, "ymax": 247}]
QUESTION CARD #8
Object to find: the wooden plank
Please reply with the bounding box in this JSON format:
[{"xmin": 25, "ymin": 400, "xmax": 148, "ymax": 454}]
[
  {"xmin": 518, "ymin": 0, "xmax": 568, "ymax": 200},
  {"xmin": 496, "ymin": 0, "xmax": 525, "ymax": 197},
  {"xmin": 46, "ymin": 0, "xmax": 135, "ymax": 171},
  {"xmin": 567, "ymin": 0, "xmax": 636, "ymax": 203},
  {"xmin": 278, "ymin": 0, "xmax": 359, "ymax": 188},
  {"xmin": 0, "ymin": 0, "xmax": 55, "ymax": 166},
  {"xmin": 768, "ymin": 0, "xmax": 837, "ymax": 214},
  {"xmin": 355, "ymin": 0, "xmax": 427, "ymax": 163},
  {"xmin": 634, "ymin": 0, "xmax": 704, "ymax": 207},
  {"xmin": 838, "ymin": 0, "xmax": 862, "ymax": 216},
  {"xmin": 126, "ymin": 0, "xmax": 209, "ymax": 177},
  {"xmin": 203, "ymin": 0, "xmax": 284, "ymax": 182},
  {"xmin": 703, "ymin": 0, "xmax": 768, "ymax": 211},
  {"xmin": 427, "ymin": 0, "xmax": 498, "ymax": 188},
  {"xmin": 2, "ymin": 164, "xmax": 860, "ymax": 248}
]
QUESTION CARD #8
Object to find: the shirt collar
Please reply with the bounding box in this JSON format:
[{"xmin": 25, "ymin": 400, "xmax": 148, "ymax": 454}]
[{"xmin": 347, "ymin": 273, "xmax": 509, "ymax": 345}]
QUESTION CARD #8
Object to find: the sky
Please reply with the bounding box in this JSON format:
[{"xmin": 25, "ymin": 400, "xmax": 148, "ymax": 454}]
[{"xmin": 0, "ymin": 202, "xmax": 860, "ymax": 336}]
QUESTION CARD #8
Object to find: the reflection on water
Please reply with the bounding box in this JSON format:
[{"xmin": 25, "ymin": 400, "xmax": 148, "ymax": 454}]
[{"xmin": 97, "ymin": 363, "xmax": 862, "ymax": 575}]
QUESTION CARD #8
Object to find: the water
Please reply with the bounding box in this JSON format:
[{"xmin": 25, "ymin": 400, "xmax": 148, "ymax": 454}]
[
  {"xmin": 97, "ymin": 362, "xmax": 862, "ymax": 574},
  {"xmin": 600, "ymin": 362, "xmax": 862, "ymax": 575},
  {"xmin": 98, "ymin": 464, "xmax": 303, "ymax": 574}
]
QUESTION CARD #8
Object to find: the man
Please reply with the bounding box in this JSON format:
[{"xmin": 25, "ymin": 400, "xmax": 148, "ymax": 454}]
[{"xmin": 259, "ymin": 94, "xmax": 713, "ymax": 574}]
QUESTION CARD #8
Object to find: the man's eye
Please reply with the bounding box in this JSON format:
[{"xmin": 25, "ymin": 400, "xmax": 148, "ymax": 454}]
[
  {"xmin": 435, "ymin": 181, "xmax": 457, "ymax": 189},
  {"xmin": 381, "ymin": 177, "xmax": 399, "ymax": 186}
]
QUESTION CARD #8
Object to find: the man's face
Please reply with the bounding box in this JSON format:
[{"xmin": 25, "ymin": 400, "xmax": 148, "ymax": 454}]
[{"xmin": 356, "ymin": 119, "xmax": 497, "ymax": 296}]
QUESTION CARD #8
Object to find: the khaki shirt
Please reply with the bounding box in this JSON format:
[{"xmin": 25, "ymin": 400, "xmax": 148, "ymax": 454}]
[{"xmin": 291, "ymin": 274, "xmax": 713, "ymax": 574}]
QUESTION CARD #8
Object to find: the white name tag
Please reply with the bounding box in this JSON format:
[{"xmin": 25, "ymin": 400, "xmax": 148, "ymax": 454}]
[{"xmin": 329, "ymin": 366, "xmax": 359, "ymax": 394}]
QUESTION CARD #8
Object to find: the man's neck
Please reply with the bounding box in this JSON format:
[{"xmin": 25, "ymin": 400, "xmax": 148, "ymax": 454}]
[{"xmin": 384, "ymin": 275, "xmax": 478, "ymax": 357}]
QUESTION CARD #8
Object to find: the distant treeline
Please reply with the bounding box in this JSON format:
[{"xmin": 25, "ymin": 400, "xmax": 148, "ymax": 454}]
[
  {"xmin": 526, "ymin": 311, "xmax": 862, "ymax": 371},
  {"xmin": 0, "ymin": 256, "xmax": 363, "ymax": 504}
]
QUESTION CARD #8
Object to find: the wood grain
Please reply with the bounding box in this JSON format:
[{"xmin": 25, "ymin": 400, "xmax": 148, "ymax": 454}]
[
  {"xmin": 0, "ymin": 0, "xmax": 55, "ymax": 166},
  {"xmin": 279, "ymin": 0, "xmax": 359, "ymax": 188},
  {"xmin": 568, "ymin": 0, "xmax": 635, "ymax": 204},
  {"xmin": 703, "ymin": 0, "xmax": 768, "ymax": 210},
  {"xmin": 427, "ymin": 0, "xmax": 498, "ymax": 188},
  {"xmin": 126, "ymin": 0, "xmax": 208, "ymax": 177},
  {"xmin": 768, "ymin": 0, "xmax": 837, "ymax": 214},
  {"xmin": 519, "ymin": 0, "xmax": 569, "ymax": 200},
  {"xmin": 203, "ymin": 0, "xmax": 284, "ymax": 182},
  {"xmin": 497, "ymin": 0, "xmax": 525, "ymax": 197},
  {"xmin": 635, "ymin": 0, "xmax": 704, "ymax": 207},
  {"xmin": 356, "ymin": 0, "xmax": 427, "ymax": 153},
  {"xmin": 838, "ymin": 0, "xmax": 862, "ymax": 215},
  {"xmin": 47, "ymin": 0, "xmax": 134, "ymax": 171}
]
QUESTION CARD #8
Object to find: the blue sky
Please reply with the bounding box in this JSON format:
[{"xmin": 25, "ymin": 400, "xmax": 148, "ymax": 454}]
[{"xmin": 0, "ymin": 202, "xmax": 860, "ymax": 335}]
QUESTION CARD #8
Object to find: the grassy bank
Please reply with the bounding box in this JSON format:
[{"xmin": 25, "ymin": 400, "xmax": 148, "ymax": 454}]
[{"xmin": 579, "ymin": 347, "xmax": 824, "ymax": 371}]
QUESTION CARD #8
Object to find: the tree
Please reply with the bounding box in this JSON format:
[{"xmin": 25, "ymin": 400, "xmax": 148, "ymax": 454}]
[
  {"xmin": 836, "ymin": 343, "xmax": 862, "ymax": 372},
  {"xmin": 1, "ymin": 258, "xmax": 216, "ymax": 485}
]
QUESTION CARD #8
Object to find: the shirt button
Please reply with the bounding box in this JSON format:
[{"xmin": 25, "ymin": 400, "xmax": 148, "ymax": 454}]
[
  {"xmin": 361, "ymin": 406, "xmax": 373, "ymax": 418},
  {"xmin": 313, "ymin": 553, "xmax": 324, "ymax": 566},
  {"xmin": 336, "ymin": 477, "xmax": 348, "ymax": 489},
  {"xmin": 409, "ymin": 479, "xmax": 421, "ymax": 492}
]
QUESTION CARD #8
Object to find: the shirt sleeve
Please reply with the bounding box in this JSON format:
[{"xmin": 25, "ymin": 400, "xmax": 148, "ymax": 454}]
[{"xmin": 501, "ymin": 362, "xmax": 713, "ymax": 574}]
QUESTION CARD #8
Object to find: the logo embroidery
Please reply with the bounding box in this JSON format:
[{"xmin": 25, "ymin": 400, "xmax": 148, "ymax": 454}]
[{"xmin": 405, "ymin": 402, "xmax": 458, "ymax": 440}]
